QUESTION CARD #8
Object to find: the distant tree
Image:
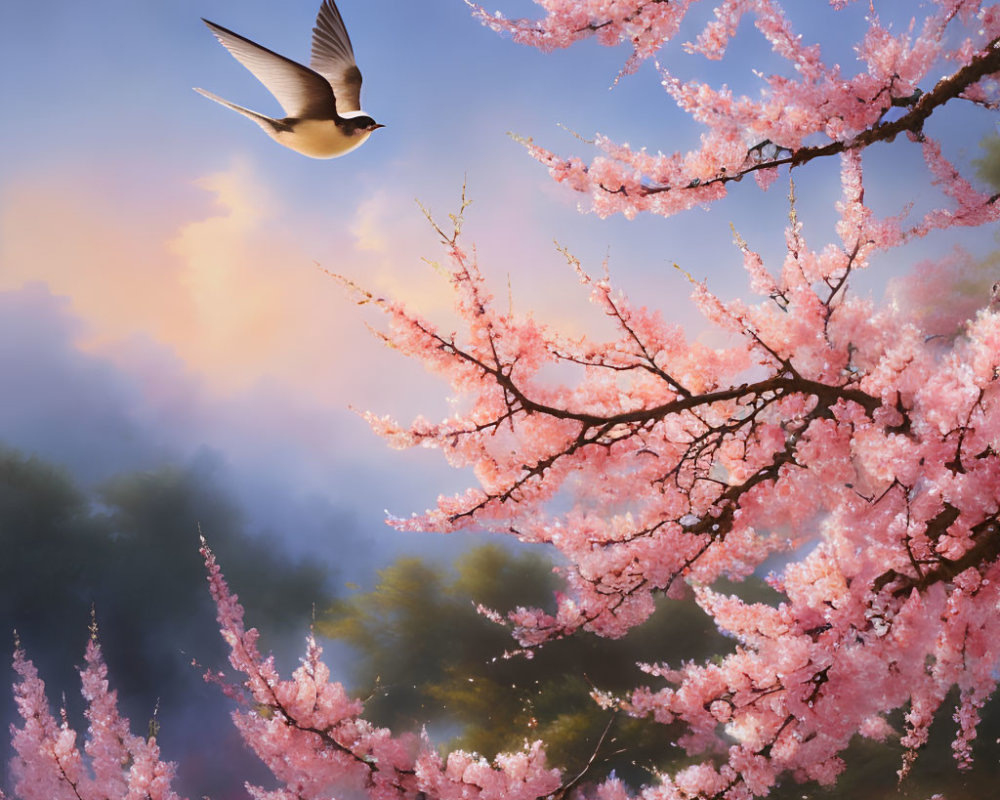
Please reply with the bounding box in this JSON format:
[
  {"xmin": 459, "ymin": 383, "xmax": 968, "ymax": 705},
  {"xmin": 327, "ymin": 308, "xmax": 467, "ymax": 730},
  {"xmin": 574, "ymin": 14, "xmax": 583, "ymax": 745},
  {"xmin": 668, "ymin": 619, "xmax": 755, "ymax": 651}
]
[
  {"xmin": 973, "ymin": 133, "xmax": 1000, "ymax": 193},
  {"xmin": 0, "ymin": 446, "xmax": 331, "ymax": 798},
  {"xmin": 323, "ymin": 544, "xmax": 1000, "ymax": 799},
  {"xmin": 320, "ymin": 544, "xmax": 735, "ymax": 787}
]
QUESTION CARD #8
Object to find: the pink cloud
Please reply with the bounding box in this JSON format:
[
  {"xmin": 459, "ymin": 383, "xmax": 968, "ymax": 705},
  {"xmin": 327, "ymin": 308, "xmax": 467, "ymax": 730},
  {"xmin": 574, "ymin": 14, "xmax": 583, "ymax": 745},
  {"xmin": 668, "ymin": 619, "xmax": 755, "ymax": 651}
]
[
  {"xmin": 0, "ymin": 162, "xmax": 405, "ymax": 409},
  {"xmin": 0, "ymin": 158, "xmax": 673, "ymax": 447}
]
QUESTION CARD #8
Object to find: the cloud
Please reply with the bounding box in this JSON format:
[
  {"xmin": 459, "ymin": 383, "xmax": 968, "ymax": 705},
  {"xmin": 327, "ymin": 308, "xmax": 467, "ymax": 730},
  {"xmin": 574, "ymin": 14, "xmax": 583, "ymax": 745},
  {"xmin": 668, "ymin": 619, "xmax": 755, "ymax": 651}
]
[
  {"xmin": 0, "ymin": 161, "xmax": 486, "ymax": 561},
  {"xmin": 0, "ymin": 161, "xmax": 366, "ymax": 400},
  {"xmin": 0, "ymin": 285, "xmax": 173, "ymax": 478},
  {"xmin": 0, "ymin": 157, "xmax": 649, "ymax": 412},
  {"xmin": 0, "ymin": 157, "xmax": 676, "ymax": 561},
  {"xmin": 351, "ymin": 190, "xmax": 392, "ymax": 253}
]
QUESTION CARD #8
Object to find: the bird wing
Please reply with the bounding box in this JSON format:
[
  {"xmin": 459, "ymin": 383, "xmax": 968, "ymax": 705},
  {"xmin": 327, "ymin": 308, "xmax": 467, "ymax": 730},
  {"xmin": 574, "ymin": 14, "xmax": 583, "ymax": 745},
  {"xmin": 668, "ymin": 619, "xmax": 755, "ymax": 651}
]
[
  {"xmin": 310, "ymin": 0, "xmax": 364, "ymax": 113},
  {"xmin": 202, "ymin": 19, "xmax": 336, "ymax": 119}
]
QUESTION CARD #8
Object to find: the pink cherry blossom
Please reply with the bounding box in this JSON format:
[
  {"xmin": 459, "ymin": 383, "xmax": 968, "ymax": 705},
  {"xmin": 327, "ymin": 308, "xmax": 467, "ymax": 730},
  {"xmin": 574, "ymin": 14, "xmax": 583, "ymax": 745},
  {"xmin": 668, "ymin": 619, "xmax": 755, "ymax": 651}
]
[
  {"xmin": 7, "ymin": 628, "xmax": 183, "ymax": 800},
  {"xmin": 342, "ymin": 136, "xmax": 1000, "ymax": 795},
  {"xmin": 473, "ymin": 1, "xmax": 1000, "ymax": 224},
  {"xmin": 198, "ymin": 540, "xmax": 563, "ymax": 800}
]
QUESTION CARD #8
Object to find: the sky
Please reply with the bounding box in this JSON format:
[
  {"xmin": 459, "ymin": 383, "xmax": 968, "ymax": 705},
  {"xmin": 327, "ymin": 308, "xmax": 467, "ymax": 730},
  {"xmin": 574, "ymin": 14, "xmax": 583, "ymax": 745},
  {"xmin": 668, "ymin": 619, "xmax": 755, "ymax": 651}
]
[
  {"xmin": 0, "ymin": 0, "xmax": 800, "ymax": 572},
  {"xmin": 1, "ymin": 0, "xmax": 999, "ymax": 793}
]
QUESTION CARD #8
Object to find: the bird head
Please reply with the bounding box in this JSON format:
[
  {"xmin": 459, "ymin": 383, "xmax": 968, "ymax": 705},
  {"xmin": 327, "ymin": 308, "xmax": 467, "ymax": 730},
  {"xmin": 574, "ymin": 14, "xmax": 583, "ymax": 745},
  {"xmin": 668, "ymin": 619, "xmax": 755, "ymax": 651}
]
[{"xmin": 347, "ymin": 115, "xmax": 384, "ymax": 135}]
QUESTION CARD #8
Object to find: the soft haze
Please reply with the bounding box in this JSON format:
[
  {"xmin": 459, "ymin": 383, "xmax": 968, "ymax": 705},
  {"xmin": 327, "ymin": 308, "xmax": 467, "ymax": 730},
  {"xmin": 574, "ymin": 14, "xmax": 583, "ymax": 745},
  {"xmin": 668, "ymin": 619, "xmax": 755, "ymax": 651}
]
[{"xmin": 0, "ymin": 0, "xmax": 805, "ymax": 564}]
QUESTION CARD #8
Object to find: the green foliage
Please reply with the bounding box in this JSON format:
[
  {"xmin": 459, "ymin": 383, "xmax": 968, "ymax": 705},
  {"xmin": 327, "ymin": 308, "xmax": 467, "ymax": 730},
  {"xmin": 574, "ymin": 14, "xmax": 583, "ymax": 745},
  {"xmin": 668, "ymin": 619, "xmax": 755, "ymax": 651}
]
[
  {"xmin": 321, "ymin": 546, "xmax": 1000, "ymax": 795},
  {"xmin": 0, "ymin": 446, "xmax": 331, "ymax": 683},
  {"xmin": 973, "ymin": 132, "xmax": 1000, "ymax": 192},
  {"xmin": 320, "ymin": 544, "xmax": 735, "ymax": 787}
]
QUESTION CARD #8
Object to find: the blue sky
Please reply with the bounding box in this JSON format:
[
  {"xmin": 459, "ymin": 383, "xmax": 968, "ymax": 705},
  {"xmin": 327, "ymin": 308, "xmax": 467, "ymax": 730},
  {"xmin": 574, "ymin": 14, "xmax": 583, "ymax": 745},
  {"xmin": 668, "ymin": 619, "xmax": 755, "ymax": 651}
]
[{"xmin": 1, "ymin": 0, "xmax": 997, "ymax": 579}]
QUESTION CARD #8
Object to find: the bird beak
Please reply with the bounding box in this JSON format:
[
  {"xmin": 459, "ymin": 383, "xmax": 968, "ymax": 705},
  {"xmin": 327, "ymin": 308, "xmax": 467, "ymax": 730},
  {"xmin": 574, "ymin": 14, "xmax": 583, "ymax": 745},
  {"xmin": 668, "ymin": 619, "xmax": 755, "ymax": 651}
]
[{"xmin": 372, "ymin": 123, "xmax": 386, "ymax": 130}]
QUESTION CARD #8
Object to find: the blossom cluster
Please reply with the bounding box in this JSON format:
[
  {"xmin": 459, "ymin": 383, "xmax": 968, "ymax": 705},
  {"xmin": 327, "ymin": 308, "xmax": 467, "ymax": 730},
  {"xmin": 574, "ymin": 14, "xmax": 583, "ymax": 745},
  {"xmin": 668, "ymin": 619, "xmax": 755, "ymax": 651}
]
[
  {"xmin": 198, "ymin": 540, "xmax": 563, "ymax": 800},
  {"xmin": 6, "ymin": 629, "xmax": 182, "ymax": 800},
  {"xmin": 349, "ymin": 152, "xmax": 1000, "ymax": 796},
  {"xmin": 473, "ymin": 0, "xmax": 1000, "ymax": 221}
]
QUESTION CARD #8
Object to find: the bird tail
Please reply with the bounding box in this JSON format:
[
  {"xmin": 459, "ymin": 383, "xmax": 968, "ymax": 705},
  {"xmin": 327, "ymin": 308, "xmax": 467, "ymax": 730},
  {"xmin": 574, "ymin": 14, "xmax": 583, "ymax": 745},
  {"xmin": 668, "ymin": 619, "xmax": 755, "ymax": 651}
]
[{"xmin": 194, "ymin": 88, "xmax": 286, "ymax": 134}]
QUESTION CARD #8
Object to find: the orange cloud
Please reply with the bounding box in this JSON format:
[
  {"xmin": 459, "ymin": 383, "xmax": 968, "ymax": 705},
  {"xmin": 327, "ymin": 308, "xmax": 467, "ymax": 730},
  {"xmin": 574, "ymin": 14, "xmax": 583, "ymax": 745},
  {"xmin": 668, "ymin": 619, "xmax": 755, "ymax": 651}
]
[
  {"xmin": 0, "ymin": 159, "xmax": 636, "ymax": 428},
  {"xmin": 0, "ymin": 162, "xmax": 393, "ymax": 404}
]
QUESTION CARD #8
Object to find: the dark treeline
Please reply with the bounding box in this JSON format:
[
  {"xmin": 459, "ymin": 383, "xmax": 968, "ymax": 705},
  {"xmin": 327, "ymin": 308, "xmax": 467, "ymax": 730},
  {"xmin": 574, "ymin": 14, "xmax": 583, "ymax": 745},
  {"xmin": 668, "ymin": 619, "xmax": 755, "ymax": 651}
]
[
  {"xmin": 4, "ymin": 442, "xmax": 998, "ymax": 798},
  {"xmin": 320, "ymin": 545, "xmax": 737, "ymax": 788},
  {"xmin": 0, "ymin": 444, "xmax": 333, "ymax": 799}
]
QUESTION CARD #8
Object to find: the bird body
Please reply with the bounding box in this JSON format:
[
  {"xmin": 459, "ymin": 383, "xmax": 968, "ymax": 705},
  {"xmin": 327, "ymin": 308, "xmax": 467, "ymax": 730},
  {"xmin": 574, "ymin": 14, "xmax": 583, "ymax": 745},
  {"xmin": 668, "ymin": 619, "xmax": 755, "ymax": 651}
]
[
  {"xmin": 196, "ymin": 1, "xmax": 381, "ymax": 159},
  {"xmin": 273, "ymin": 114, "xmax": 377, "ymax": 159}
]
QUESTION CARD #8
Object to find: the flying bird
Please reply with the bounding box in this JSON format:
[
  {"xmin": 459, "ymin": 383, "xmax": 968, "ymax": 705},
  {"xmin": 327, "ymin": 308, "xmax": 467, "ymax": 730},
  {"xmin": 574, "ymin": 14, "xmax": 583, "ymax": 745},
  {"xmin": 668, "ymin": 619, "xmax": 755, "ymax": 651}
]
[{"xmin": 195, "ymin": 0, "xmax": 382, "ymax": 159}]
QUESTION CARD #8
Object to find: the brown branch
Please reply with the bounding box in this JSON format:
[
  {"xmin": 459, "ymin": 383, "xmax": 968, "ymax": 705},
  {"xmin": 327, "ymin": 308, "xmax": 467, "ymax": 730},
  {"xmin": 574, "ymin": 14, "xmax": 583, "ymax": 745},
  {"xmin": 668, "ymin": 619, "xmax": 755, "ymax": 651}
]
[
  {"xmin": 892, "ymin": 514, "xmax": 1000, "ymax": 597},
  {"xmin": 550, "ymin": 711, "xmax": 620, "ymax": 800},
  {"xmin": 634, "ymin": 40, "xmax": 1000, "ymax": 197},
  {"xmin": 443, "ymin": 371, "xmax": 875, "ymax": 526},
  {"xmin": 446, "ymin": 333, "xmax": 881, "ymax": 426},
  {"xmin": 575, "ymin": 0, "xmax": 670, "ymax": 34}
]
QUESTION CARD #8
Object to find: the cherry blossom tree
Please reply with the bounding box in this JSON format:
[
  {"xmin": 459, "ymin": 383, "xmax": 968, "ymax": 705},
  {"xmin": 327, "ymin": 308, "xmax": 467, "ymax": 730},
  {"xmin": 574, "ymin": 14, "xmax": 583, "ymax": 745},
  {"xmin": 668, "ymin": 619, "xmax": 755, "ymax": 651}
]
[
  {"xmin": 6, "ymin": 622, "xmax": 182, "ymax": 800},
  {"xmin": 198, "ymin": 539, "xmax": 564, "ymax": 800},
  {"xmin": 7, "ymin": 1, "xmax": 1000, "ymax": 799},
  {"xmin": 316, "ymin": 543, "xmax": 732, "ymax": 786},
  {"xmin": 337, "ymin": 1, "xmax": 1000, "ymax": 796}
]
